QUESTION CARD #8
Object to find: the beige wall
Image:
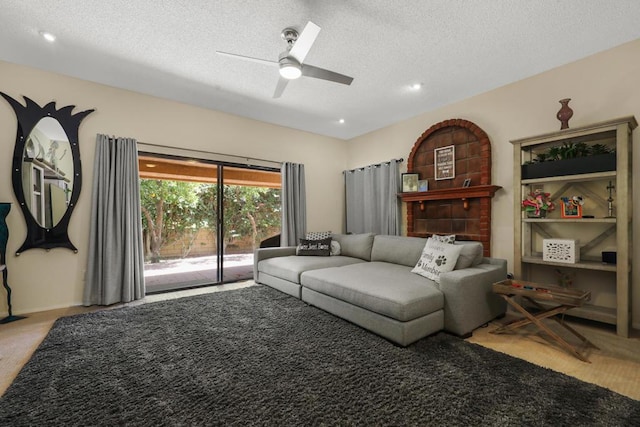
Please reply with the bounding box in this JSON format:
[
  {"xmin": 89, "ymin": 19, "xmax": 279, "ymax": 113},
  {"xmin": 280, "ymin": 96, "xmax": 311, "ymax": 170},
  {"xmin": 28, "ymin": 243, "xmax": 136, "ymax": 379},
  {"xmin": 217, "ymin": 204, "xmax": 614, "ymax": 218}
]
[
  {"xmin": 347, "ymin": 38, "xmax": 640, "ymax": 329},
  {"xmin": 3, "ymin": 38, "xmax": 640, "ymax": 328},
  {"xmin": 0, "ymin": 60, "xmax": 347, "ymax": 314}
]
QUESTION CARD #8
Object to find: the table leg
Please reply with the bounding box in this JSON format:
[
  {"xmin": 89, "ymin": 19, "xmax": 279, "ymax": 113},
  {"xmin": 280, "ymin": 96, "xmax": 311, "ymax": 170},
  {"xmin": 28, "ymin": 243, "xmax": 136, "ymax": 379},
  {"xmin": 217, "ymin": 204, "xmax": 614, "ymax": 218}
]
[
  {"xmin": 492, "ymin": 295, "xmax": 591, "ymax": 363},
  {"xmin": 527, "ymin": 299, "xmax": 599, "ymax": 350}
]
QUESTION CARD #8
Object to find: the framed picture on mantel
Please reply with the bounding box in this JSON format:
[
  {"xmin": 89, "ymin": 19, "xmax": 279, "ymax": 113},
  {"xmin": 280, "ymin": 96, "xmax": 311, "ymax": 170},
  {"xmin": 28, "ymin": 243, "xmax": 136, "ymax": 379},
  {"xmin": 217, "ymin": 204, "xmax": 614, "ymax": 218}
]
[
  {"xmin": 402, "ymin": 173, "xmax": 419, "ymax": 192},
  {"xmin": 435, "ymin": 145, "xmax": 455, "ymax": 180}
]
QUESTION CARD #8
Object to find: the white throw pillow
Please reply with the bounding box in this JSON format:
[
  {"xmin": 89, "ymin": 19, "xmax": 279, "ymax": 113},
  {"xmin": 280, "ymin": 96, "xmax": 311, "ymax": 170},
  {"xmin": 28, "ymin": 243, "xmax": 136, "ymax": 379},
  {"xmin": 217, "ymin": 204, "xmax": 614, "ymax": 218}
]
[
  {"xmin": 411, "ymin": 238, "xmax": 463, "ymax": 283},
  {"xmin": 330, "ymin": 240, "xmax": 341, "ymax": 256}
]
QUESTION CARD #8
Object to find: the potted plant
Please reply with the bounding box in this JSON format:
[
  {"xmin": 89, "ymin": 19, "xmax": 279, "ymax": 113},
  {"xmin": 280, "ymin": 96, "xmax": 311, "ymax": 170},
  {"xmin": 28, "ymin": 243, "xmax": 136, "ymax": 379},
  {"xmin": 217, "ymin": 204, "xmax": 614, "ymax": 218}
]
[
  {"xmin": 521, "ymin": 142, "xmax": 616, "ymax": 179},
  {"xmin": 522, "ymin": 189, "xmax": 555, "ymax": 218}
]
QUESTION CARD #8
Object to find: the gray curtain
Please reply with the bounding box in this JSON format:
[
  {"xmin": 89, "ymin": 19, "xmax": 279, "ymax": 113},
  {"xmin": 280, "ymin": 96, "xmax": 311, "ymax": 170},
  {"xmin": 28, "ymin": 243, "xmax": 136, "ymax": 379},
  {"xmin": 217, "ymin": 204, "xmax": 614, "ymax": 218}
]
[
  {"xmin": 84, "ymin": 134, "xmax": 145, "ymax": 305},
  {"xmin": 281, "ymin": 162, "xmax": 306, "ymax": 246},
  {"xmin": 345, "ymin": 159, "xmax": 401, "ymax": 235}
]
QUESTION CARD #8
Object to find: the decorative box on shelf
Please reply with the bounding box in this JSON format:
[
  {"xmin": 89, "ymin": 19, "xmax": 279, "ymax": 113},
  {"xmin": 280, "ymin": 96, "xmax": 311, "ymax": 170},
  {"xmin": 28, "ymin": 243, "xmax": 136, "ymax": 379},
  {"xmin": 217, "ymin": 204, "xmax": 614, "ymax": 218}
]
[{"xmin": 543, "ymin": 239, "xmax": 579, "ymax": 264}]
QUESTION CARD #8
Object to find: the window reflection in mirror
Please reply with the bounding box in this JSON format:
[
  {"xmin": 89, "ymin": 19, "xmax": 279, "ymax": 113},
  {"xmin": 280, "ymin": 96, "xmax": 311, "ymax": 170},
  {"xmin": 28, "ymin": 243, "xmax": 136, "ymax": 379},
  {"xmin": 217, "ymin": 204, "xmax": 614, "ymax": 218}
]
[{"xmin": 21, "ymin": 117, "xmax": 73, "ymax": 228}]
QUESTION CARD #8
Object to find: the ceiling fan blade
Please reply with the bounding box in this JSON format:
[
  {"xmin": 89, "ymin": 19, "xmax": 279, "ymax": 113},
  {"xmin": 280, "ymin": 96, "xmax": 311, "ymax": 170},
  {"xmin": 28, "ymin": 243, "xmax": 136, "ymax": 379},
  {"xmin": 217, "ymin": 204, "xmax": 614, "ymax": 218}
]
[
  {"xmin": 289, "ymin": 21, "xmax": 321, "ymax": 63},
  {"xmin": 216, "ymin": 51, "xmax": 278, "ymax": 66},
  {"xmin": 273, "ymin": 77, "xmax": 289, "ymax": 98},
  {"xmin": 301, "ymin": 64, "xmax": 354, "ymax": 85}
]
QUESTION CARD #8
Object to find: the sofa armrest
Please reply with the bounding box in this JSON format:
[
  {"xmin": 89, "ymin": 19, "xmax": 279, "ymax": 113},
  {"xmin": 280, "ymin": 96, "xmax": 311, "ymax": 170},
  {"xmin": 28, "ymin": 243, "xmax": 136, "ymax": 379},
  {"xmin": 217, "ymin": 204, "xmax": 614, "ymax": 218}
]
[
  {"xmin": 437, "ymin": 258, "xmax": 507, "ymax": 336},
  {"xmin": 253, "ymin": 246, "xmax": 297, "ymax": 279}
]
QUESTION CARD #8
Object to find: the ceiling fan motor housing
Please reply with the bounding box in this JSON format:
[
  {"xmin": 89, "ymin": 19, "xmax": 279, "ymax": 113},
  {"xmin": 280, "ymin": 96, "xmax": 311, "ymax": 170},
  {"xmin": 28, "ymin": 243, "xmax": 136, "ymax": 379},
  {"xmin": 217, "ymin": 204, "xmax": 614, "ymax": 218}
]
[{"xmin": 281, "ymin": 27, "xmax": 299, "ymax": 46}]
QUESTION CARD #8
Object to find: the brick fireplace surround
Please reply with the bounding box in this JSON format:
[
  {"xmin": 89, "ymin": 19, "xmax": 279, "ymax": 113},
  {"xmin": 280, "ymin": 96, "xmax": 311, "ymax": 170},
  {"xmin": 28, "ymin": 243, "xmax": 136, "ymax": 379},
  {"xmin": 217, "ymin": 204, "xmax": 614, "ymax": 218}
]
[{"xmin": 403, "ymin": 119, "xmax": 500, "ymax": 256}]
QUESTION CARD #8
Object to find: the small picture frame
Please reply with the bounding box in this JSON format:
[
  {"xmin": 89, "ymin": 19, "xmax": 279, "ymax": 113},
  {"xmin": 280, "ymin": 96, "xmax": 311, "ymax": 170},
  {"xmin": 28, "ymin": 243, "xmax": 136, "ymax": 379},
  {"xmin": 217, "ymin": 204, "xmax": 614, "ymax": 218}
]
[
  {"xmin": 560, "ymin": 198, "xmax": 583, "ymax": 218},
  {"xmin": 462, "ymin": 178, "xmax": 471, "ymax": 188},
  {"xmin": 402, "ymin": 173, "xmax": 419, "ymax": 192},
  {"xmin": 418, "ymin": 180, "xmax": 428, "ymax": 192}
]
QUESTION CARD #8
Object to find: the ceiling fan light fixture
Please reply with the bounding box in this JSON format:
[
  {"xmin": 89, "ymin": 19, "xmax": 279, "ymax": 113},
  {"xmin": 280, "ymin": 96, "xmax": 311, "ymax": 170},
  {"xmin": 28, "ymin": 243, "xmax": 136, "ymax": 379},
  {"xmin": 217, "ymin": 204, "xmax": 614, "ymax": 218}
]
[{"xmin": 279, "ymin": 58, "xmax": 302, "ymax": 79}]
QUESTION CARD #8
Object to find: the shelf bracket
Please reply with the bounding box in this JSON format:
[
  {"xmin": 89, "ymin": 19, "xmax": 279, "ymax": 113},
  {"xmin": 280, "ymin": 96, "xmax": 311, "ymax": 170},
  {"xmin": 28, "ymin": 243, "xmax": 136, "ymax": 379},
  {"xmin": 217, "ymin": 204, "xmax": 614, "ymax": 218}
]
[
  {"xmin": 549, "ymin": 182, "xmax": 573, "ymax": 201},
  {"xmin": 531, "ymin": 223, "xmax": 553, "ymax": 239},
  {"xmin": 574, "ymin": 183, "xmax": 608, "ymax": 207},
  {"xmin": 580, "ymin": 225, "xmax": 616, "ymax": 255}
]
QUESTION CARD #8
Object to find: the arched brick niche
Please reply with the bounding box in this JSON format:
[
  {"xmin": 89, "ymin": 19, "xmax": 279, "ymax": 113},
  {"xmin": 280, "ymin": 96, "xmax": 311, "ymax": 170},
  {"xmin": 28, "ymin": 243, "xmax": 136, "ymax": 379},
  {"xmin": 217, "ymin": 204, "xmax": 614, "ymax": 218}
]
[{"xmin": 404, "ymin": 119, "xmax": 500, "ymax": 256}]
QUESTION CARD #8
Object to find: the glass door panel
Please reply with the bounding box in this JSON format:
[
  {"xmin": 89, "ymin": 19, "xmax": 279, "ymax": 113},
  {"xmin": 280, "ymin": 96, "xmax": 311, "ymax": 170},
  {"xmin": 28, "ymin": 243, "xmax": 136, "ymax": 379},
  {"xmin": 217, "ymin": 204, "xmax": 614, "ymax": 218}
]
[
  {"xmin": 139, "ymin": 155, "xmax": 219, "ymax": 293},
  {"xmin": 221, "ymin": 166, "xmax": 281, "ymax": 282}
]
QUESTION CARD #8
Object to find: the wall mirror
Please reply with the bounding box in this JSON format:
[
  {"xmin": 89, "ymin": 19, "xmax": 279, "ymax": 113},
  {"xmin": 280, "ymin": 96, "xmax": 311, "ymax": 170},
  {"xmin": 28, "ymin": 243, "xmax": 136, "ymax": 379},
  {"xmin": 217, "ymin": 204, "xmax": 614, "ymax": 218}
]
[{"xmin": 1, "ymin": 93, "xmax": 94, "ymax": 255}]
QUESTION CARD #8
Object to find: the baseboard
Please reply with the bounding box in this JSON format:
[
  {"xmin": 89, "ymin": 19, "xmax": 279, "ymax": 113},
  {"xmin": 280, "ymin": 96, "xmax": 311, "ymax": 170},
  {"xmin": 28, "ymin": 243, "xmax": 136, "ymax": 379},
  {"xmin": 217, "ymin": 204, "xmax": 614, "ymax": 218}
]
[{"xmin": 1, "ymin": 301, "xmax": 84, "ymax": 318}]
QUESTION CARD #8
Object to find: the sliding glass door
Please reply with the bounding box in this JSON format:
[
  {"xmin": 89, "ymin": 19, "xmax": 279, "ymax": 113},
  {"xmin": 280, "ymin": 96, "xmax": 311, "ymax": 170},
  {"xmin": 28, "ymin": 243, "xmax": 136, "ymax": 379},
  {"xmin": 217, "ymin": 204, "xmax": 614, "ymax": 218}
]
[
  {"xmin": 221, "ymin": 166, "xmax": 281, "ymax": 282},
  {"xmin": 138, "ymin": 153, "xmax": 280, "ymax": 293}
]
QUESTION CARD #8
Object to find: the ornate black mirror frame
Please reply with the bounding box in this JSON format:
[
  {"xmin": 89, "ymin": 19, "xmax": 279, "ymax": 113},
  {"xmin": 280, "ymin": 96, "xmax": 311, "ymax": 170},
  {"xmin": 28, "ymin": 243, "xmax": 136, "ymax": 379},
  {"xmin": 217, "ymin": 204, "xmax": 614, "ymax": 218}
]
[{"xmin": 1, "ymin": 93, "xmax": 94, "ymax": 255}]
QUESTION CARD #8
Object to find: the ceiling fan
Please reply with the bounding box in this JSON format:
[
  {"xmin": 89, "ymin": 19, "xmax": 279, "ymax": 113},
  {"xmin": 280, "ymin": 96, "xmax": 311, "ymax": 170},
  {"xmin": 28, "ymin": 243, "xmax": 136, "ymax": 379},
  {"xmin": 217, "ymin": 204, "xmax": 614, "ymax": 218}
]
[{"xmin": 216, "ymin": 21, "xmax": 354, "ymax": 98}]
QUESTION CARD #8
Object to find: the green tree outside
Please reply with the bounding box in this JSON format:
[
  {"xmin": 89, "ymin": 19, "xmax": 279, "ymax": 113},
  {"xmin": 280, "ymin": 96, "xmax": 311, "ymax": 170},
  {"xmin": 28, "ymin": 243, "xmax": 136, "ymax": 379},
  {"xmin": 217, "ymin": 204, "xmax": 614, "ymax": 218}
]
[{"xmin": 140, "ymin": 179, "xmax": 280, "ymax": 263}]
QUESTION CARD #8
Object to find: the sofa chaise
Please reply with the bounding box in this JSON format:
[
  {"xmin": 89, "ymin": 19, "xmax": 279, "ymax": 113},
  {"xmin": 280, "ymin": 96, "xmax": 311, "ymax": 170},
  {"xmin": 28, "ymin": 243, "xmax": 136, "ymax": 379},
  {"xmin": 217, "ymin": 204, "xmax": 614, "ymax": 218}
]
[{"xmin": 254, "ymin": 233, "xmax": 507, "ymax": 346}]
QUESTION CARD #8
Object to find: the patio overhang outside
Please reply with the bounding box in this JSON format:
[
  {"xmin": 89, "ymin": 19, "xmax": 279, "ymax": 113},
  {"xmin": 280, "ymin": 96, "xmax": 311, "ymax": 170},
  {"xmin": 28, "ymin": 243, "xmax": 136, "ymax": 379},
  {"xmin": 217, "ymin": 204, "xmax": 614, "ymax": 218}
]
[{"xmin": 139, "ymin": 155, "xmax": 281, "ymax": 187}]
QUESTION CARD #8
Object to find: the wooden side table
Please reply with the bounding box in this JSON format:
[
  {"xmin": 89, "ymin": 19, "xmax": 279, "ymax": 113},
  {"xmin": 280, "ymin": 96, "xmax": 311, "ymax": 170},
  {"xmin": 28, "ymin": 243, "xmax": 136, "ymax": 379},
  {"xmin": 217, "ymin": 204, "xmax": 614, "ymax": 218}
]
[{"xmin": 491, "ymin": 279, "xmax": 598, "ymax": 363}]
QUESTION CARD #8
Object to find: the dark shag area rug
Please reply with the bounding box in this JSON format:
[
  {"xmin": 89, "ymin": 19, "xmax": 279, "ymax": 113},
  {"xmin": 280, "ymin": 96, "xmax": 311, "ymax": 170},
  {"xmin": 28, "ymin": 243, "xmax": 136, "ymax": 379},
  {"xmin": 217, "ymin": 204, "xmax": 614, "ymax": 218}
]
[{"xmin": 1, "ymin": 285, "xmax": 638, "ymax": 426}]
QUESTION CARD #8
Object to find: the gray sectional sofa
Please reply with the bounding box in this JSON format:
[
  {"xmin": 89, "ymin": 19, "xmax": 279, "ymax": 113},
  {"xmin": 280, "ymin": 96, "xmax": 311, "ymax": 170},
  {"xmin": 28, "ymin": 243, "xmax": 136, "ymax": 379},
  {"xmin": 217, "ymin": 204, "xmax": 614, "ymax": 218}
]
[{"xmin": 254, "ymin": 233, "xmax": 507, "ymax": 346}]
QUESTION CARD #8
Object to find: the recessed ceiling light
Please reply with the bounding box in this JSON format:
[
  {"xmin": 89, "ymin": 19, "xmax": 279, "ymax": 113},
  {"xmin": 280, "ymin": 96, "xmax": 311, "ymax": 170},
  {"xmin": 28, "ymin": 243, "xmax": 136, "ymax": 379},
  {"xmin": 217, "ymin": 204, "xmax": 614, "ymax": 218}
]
[
  {"xmin": 39, "ymin": 31, "xmax": 56, "ymax": 43},
  {"xmin": 338, "ymin": 119, "xmax": 345, "ymax": 124},
  {"xmin": 410, "ymin": 83, "xmax": 423, "ymax": 90},
  {"xmin": 145, "ymin": 163, "xmax": 157, "ymax": 168}
]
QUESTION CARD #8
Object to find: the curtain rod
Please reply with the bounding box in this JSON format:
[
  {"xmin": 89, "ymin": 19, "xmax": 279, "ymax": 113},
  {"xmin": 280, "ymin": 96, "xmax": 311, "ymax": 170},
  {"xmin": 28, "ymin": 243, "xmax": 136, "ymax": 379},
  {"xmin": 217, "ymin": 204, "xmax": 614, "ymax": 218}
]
[
  {"xmin": 343, "ymin": 158, "xmax": 404, "ymax": 174},
  {"xmin": 136, "ymin": 141, "xmax": 282, "ymax": 167}
]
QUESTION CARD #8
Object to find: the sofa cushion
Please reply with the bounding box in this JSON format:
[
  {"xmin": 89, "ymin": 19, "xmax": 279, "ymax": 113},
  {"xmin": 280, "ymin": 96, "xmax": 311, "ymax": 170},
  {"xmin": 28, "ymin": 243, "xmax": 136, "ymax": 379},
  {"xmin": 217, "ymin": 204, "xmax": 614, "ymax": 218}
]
[
  {"xmin": 258, "ymin": 255, "xmax": 365, "ymax": 284},
  {"xmin": 370, "ymin": 235, "xmax": 428, "ymax": 267},
  {"xmin": 411, "ymin": 238, "xmax": 463, "ymax": 283},
  {"xmin": 454, "ymin": 241, "xmax": 484, "ymax": 269},
  {"xmin": 301, "ymin": 262, "xmax": 444, "ymax": 322},
  {"xmin": 331, "ymin": 233, "xmax": 375, "ymax": 261}
]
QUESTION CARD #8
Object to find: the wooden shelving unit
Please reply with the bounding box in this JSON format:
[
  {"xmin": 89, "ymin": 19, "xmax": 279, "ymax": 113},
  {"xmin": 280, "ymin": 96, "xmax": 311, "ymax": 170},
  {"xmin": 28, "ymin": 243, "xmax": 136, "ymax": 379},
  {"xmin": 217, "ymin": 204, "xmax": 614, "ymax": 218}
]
[{"xmin": 510, "ymin": 116, "xmax": 637, "ymax": 337}]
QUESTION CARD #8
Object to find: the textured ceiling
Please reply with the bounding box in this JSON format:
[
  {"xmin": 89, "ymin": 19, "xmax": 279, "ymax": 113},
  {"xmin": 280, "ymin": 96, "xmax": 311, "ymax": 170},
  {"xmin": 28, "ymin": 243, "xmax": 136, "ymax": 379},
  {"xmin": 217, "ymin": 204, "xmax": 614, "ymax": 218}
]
[{"xmin": 2, "ymin": 1, "xmax": 640, "ymax": 140}]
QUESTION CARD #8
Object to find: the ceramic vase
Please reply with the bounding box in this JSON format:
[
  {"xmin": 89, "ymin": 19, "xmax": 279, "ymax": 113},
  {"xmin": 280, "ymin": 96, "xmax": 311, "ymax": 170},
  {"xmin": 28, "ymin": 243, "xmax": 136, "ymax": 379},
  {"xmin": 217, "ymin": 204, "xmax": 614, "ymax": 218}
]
[
  {"xmin": 556, "ymin": 98, "xmax": 573, "ymax": 130},
  {"xmin": 526, "ymin": 209, "xmax": 547, "ymax": 219}
]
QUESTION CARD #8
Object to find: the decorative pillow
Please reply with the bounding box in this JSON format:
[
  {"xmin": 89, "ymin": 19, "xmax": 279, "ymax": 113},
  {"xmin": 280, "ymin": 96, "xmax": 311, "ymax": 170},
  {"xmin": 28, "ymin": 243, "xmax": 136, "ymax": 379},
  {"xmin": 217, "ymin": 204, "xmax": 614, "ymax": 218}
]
[
  {"xmin": 305, "ymin": 231, "xmax": 332, "ymax": 241},
  {"xmin": 296, "ymin": 238, "xmax": 332, "ymax": 256},
  {"xmin": 431, "ymin": 234, "xmax": 456, "ymax": 244},
  {"xmin": 330, "ymin": 240, "xmax": 341, "ymax": 256},
  {"xmin": 411, "ymin": 238, "xmax": 463, "ymax": 283}
]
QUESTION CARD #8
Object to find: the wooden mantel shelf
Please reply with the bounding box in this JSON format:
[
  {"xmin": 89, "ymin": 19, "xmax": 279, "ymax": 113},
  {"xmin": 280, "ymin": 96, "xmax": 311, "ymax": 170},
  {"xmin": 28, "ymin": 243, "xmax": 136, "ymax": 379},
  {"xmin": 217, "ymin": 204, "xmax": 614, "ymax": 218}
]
[{"xmin": 399, "ymin": 185, "xmax": 502, "ymax": 210}]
